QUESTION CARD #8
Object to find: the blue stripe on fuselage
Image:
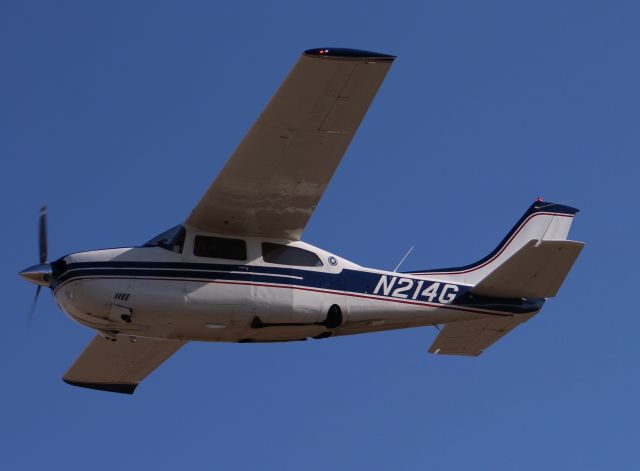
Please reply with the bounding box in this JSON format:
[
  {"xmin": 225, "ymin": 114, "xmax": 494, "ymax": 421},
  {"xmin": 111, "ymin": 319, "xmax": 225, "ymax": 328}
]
[{"xmin": 55, "ymin": 261, "xmax": 542, "ymax": 314}]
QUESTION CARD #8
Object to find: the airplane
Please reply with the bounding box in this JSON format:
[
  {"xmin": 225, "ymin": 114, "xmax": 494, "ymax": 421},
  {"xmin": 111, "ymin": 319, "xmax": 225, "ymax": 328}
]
[{"xmin": 19, "ymin": 47, "xmax": 584, "ymax": 394}]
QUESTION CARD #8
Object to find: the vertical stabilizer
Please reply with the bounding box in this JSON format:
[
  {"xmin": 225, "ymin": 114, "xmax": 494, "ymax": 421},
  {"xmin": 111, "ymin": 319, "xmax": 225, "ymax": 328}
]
[{"xmin": 406, "ymin": 201, "xmax": 580, "ymax": 286}]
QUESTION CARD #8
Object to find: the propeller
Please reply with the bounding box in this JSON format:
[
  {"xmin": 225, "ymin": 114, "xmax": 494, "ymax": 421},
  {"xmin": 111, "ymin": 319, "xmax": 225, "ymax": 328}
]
[
  {"xmin": 27, "ymin": 286, "xmax": 41, "ymax": 327},
  {"xmin": 39, "ymin": 205, "xmax": 47, "ymax": 264},
  {"xmin": 20, "ymin": 206, "xmax": 51, "ymax": 326}
]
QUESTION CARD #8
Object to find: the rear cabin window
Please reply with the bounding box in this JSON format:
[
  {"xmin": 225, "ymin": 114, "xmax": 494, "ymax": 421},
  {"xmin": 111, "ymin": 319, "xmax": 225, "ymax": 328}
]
[
  {"xmin": 262, "ymin": 243, "xmax": 323, "ymax": 267},
  {"xmin": 194, "ymin": 236, "xmax": 247, "ymax": 261}
]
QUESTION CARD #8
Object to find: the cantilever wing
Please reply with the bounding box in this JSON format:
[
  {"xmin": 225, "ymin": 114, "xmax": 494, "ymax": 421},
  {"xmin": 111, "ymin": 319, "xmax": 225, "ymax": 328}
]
[
  {"xmin": 186, "ymin": 48, "xmax": 395, "ymax": 239},
  {"xmin": 63, "ymin": 335, "xmax": 187, "ymax": 394}
]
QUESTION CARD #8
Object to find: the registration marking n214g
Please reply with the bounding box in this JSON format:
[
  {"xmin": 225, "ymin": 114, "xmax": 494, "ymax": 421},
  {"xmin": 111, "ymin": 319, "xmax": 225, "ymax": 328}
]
[{"xmin": 373, "ymin": 276, "xmax": 459, "ymax": 304}]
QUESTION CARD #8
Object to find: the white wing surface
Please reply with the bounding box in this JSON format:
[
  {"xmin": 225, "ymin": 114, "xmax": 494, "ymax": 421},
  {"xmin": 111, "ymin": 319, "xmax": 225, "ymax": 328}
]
[
  {"xmin": 63, "ymin": 335, "xmax": 187, "ymax": 394},
  {"xmin": 429, "ymin": 314, "xmax": 537, "ymax": 357},
  {"xmin": 186, "ymin": 48, "xmax": 395, "ymax": 239}
]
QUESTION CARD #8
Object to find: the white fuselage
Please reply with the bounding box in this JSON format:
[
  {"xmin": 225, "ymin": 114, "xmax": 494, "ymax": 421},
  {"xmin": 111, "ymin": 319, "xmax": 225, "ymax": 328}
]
[{"xmin": 52, "ymin": 230, "xmax": 519, "ymax": 343}]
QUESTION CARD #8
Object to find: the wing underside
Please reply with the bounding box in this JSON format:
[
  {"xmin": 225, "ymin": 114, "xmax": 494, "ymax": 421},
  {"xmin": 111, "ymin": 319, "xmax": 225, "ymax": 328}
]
[
  {"xmin": 63, "ymin": 335, "xmax": 186, "ymax": 394},
  {"xmin": 429, "ymin": 314, "xmax": 537, "ymax": 357},
  {"xmin": 186, "ymin": 48, "xmax": 395, "ymax": 239}
]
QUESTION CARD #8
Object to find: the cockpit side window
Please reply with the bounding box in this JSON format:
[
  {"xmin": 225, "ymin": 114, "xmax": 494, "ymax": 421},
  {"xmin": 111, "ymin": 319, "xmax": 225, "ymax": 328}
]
[
  {"xmin": 194, "ymin": 236, "xmax": 247, "ymax": 261},
  {"xmin": 262, "ymin": 243, "xmax": 323, "ymax": 267},
  {"xmin": 143, "ymin": 225, "xmax": 186, "ymax": 253}
]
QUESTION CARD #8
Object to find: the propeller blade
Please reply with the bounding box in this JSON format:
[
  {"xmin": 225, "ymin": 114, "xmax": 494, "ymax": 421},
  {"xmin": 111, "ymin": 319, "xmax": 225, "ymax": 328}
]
[
  {"xmin": 27, "ymin": 286, "xmax": 42, "ymax": 327},
  {"xmin": 38, "ymin": 205, "xmax": 47, "ymax": 264}
]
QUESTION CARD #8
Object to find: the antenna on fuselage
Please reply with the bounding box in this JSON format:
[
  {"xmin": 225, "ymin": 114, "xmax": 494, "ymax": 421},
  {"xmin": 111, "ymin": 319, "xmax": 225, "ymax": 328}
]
[{"xmin": 393, "ymin": 246, "xmax": 414, "ymax": 273}]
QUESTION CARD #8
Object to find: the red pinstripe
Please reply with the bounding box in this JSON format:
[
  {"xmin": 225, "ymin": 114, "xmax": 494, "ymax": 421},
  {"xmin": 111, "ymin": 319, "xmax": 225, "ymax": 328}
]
[
  {"xmin": 55, "ymin": 275, "xmax": 519, "ymax": 317},
  {"xmin": 412, "ymin": 212, "xmax": 574, "ymax": 276}
]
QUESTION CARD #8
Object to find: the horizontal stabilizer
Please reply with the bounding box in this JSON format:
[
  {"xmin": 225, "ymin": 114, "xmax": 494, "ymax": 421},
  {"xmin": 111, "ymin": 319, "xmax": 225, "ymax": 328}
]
[
  {"xmin": 429, "ymin": 314, "xmax": 535, "ymax": 357},
  {"xmin": 471, "ymin": 240, "xmax": 584, "ymax": 299},
  {"xmin": 63, "ymin": 335, "xmax": 186, "ymax": 394}
]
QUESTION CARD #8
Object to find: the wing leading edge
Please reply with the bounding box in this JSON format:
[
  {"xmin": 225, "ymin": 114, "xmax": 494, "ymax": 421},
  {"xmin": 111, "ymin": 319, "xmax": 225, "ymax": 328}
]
[{"xmin": 186, "ymin": 48, "xmax": 395, "ymax": 239}]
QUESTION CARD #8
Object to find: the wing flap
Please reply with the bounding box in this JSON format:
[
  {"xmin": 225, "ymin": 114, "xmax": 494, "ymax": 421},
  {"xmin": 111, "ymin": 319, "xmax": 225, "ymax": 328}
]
[
  {"xmin": 429, "ymin": 314, "xmax": 536, "ymax": 357},
  {"xmin": 472, "ymin": 240, "xmax": 584, "ymax": 299},
  {"xmin": 186, "ymin": 50, "xmax": 394, "ymax": 239},
  {"xmin": 63, "ymin": 335, "xmax": 186, "ymax": 394}
]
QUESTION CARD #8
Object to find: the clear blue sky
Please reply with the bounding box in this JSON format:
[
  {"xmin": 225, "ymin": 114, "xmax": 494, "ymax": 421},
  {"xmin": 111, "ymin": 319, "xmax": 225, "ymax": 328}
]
[{"xmin": 2, "ymin": 1, "xmax": 638, "ymax": 469}]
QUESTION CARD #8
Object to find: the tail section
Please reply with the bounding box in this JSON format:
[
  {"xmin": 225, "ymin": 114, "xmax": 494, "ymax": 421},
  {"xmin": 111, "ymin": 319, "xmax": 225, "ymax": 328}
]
[
  {"xmin": 471, "ymin": 239, "xmax": 583, "ymax": 298},
  {"xmin": 407, "ymin": 200, "xmax": 582, "ymax": 288}
]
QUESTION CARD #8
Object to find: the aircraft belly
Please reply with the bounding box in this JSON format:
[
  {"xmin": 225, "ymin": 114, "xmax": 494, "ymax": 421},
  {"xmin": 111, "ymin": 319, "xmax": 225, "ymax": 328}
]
[
  {"xmin": 74, "ymin": 277, "xmax": 329, "ymax": 342},
  {"xmin": 251, "ymin": 282, "xmax": 294, "ymax": 322},
  {"xmin": 344, "ymin": 295, "xmax": 420, "ymax": 327},
  {"xmin": 167, "ymin": 280, "xmax": 254, "ymax": 339},
  {"xmin": 56, "ymin": 276, "xmax": 497, "ymax": 343},
  {"xmin": 291, "ymin": 286, "xmax": 324, "ymax": 322},
  {"xmin": 248, "ymin": 283, "xmax": 326, "ymax": 323},
  {"xmin": 342, "ymin": 296, "xmax": 481, "ymax": 331}
]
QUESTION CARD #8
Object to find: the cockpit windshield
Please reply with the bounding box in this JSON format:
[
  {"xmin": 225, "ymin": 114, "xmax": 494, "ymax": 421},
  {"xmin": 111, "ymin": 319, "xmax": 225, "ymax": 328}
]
[{"xmin": 143, "ymin": 225, "xmax": 186, "ymax": 253}]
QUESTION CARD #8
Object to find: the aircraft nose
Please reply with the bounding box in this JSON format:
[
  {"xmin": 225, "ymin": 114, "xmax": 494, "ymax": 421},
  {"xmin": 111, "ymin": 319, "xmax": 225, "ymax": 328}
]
[{"xmin": 19, "ymin": 263, "xmax": 53, "ymax": 287}]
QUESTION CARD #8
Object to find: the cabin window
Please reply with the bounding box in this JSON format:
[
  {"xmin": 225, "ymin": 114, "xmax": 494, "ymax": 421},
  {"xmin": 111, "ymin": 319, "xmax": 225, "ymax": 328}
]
[
  {"xmin": 262, "ymin": 243, "xmax": 323, "ymax": 267},
  {"xmin": 194, "ymin": 236, "xmax": 247, "ymax": 261},
  {"xmin": 143, "ymin": 225, "xmax": 186, "ymax": 253}
]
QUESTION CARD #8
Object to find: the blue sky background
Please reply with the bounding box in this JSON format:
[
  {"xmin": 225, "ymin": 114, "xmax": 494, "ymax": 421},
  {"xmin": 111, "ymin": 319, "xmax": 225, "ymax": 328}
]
[{"xmin": 2, "ymin": 1, "xmax": 639, "ymax": 469}]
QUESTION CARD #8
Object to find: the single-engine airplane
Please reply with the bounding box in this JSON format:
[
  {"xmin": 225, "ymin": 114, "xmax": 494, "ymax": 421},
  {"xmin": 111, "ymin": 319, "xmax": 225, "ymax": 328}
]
[{"xmin": 19, "ymin": 48, "xmax": 584, "ymax": 394}]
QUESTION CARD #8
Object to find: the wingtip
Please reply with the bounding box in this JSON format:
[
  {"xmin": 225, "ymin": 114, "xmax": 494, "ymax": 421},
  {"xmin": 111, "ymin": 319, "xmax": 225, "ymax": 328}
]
[
  {"xmin": 304, "ymin": 47, "xmax": 395, "ymax": 61},
  {"xmin": 63, "ymin": 378, "xmax": 138, "ymax": 394}
]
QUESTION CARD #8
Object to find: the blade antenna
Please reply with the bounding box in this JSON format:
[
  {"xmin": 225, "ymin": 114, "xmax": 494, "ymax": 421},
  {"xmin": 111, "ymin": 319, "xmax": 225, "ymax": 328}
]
[{"xmin": 393, "ymin": 246, "xmax": 414, "ymax": 273}]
